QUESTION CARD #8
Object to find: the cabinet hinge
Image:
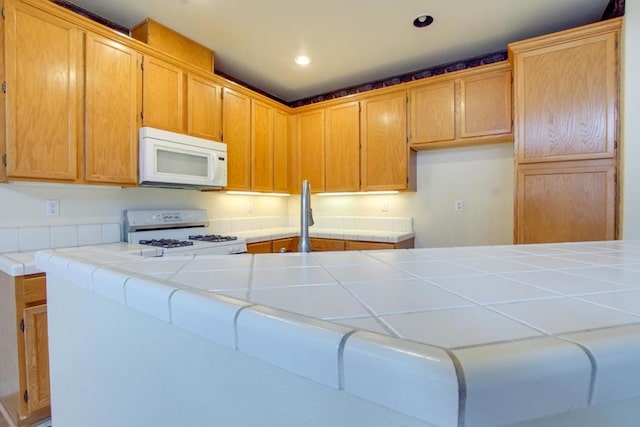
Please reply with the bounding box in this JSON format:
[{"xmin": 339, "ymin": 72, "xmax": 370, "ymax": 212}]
[
  {"xmin": 2, "ymin": 154, "xmax": 6, "ymax": 167},
  {"xmin": 19, "ymin": 318, "xmax": 24, "ymax": 332},
  {"xmin": 23, "ymin": 389, "xmax": 28, "ymax": 403},
  {"xmin": 140, "ymin": 111, "xmax": 144, "ymax": 120},
  {"xmin": 1, "ymin": 7, "xmax": 5, "ymax": 20},
  {"xmin": 2, "ymin": 81, "xmax": 6, "ymax": 94}
]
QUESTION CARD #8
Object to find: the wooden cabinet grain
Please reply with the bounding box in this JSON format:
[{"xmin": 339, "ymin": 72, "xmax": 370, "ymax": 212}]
[
  {"xmin": 325, "ymin": 101, "xmax": 360, "ymax": 192},
  {"xmin": 246, "ymin": 241, "xmax": 272, "ymax": 254},
  {"xmin": 409, "ymin": 63, "xmax": 512, "ymax": 150},
  {"xmin": 515, "ymin": 159, "xmax": 616, "ymax": 243},
  {"xmin": 187, "ymin": 74, "xmax": 222, "ymax": 141},
  {"xmin": 509, "ymin": 18, "xmax": 621, "ymax": 243},
  {"xmin": 510, "ymin": 22, "xmax": 618, "ymax": 164},
  {"xmin": 222, "ymin": 87, "xmax": 252, "ymax": 190},
  {"xmin": 85, "ymin": 32, "xmax": 141, "ymax": 184},
  {"xmin": 309, "ymin": 238, "xmax": 346, "ymax": 252},
  {"xmin": 251, "ymin": 99, "xmax": 275, "ymax": 192},
  {"xmin": 0, "ymin": 272, "xmax": 50, "ymax": 425},
  {"xmin": 297, "ymin": 109, "xmax": 326, "ymax": 192},
  {"xmin": 361, "ymin": 92, "xmax": 413, "ymax": 191},
  {"xmin": 4, "ymin": 0, "xmax": 82, "ymax": 181},
  {"xmin": 141, "ymin": 54, "xmax": 186, "ymax": 134},
  {"xmin": 273, "ymin": 109, "xmax": 290, "ymax": 193}
]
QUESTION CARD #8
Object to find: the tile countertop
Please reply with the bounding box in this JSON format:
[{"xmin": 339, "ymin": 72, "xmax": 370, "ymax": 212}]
[
  {"xmin": 36, "ymin": 240, "xmax": 640, "ymax": 426},
  {"xmin": 232, "ymin": 226, "xmax": 415, "ymax": 244}
]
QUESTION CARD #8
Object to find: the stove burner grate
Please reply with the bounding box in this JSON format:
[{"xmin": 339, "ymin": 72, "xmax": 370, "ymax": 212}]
[
  {"xmin": 139, "ymin": 239, "xmax": 194, "ymax": 248},
  {"xmin": 189, "ymin": 234, "xmax": 238, "ymax": 243}
]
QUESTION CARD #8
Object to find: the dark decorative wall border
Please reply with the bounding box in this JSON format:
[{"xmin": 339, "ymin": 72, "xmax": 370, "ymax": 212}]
[
  {"xmin": 53, "ymin": 0, "xmax": 625, "ymax": 108},
  {"xmin": 50, "ymin": 0, "xmax": 130, "ymax": 35}
]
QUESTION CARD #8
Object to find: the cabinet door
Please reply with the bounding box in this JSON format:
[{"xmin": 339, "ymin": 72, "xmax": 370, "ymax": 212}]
[
  {"xmin": 297, "ymin": 110, "xmax": 325, "ymax": 192},
  {"xmin": 251, "ymin": 99, "xmax": 274, "ymax": 192},
  {"xmin": 512, "ymin": 31, "xmax": 618, "ymax": 163},
  {"xmin": 345, "ymin": 240, "xmax": 395, "ymax": 251},
  {"xmin": 23, "ymin": 304, "xmax": 50, "ymax": 414},
  {"xmin": 273, "ymin": 109, "xmax": 289, "ymax": 193},
  {"xmin": 272, "ymin": 237, "xmax": 298, "ymax": 253},
  {"xmin": 325, "ymin": 102, "xmax": 360, "ymax": 192},
  {"xmin": 409, "ymin": 81, "xmax": 455, "ymax": 145},
  {"xmin": 5, "ymin": 1, "xmax": 82, "ymax": 180},
  {"xmin": 515, "ymin": 159, "xmax": 616, "ymax": 243},
  {"xmin": 309, "ymin": 238, "xmax": 345, "ymax": 251},
  {"xmin": 246, "ymin": 241, "xmax": 272, "ymax": 254},
  {"xmin": 142, "ymin": 55, "xmax": 185, "ymax": 133},
  {"xmin": 460, "ymin": 69, "xmax": 512, "ymax": 138},
  {"xmin": 187, "ymin": 74, "xmax": 222, "ymax": 141},
  {"xmin": 361, "ymin": 92, "xmax": 408, "ymax": 191},
  {"xmin": 222, "ymin": 88, "xmax": 251, "ymax": 190},
  {"xmin": 85, "ymin": 33, "xmax": 141, "ymax": 184}
]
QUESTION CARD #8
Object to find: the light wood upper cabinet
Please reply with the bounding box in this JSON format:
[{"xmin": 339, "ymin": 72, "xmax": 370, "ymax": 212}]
[
  {"xmin": 297, "ymin": 109, "xmax": 325, "ymax": 192},
  {"xmin": 460, "ymin": 69, "xmax": 512, "ymax": 138},
  {"xmin": 510, "ymin": 21, "xmax": 619, "ymax": 163},
  {"xmin": 273, "ymin": 109, "xmax": 289, "ymax": 193},
  {"xmin": 361, "ymin": 92, "xmax": 411, "ymax": 191},
  {"xmin": 409, "ymin": 63, "xmax": 512, "ymax": 150},
  {"xmin": 409, "ymin": 81, "xmax": 455, "ymax": 144},
  {"xmin": 187, "ymin": 74, "xmax": 222, "ymax": 141},
  {"xmin": 141, "ymin": 54, "xmax": 186, "ymax": 134},
  {"xmin": 325, "ymin": 101, "xmax": 361, "ymax": 192},
  {"xmin": 85, "ymin": 33, "xmax": 141, "ymax": 185},
  {"xmin": 4, "ymin": 0, "xmax": 82, "ymax": 181},
  {"xmin": 515, "ymin": 159, "xmax": 616, "ymax": 243},
  {"xmin": 251, "ymin": 99, "xmax": 274, "ymax": 192},
  {"xmin": 222, "ymin": 87, "xmax": 251, "ymax": 190}
]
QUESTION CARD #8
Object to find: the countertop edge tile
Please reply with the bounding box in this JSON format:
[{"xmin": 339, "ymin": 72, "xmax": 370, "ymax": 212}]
[
  {"xmin": 236, "ymin": 304, "xmax": 353, "ymax": 389},
  {"xmin": 453, "ymin": 336, "xmax": 592, "ymax": 427},
  {"xmin": 561, "ymin": 324, "xmax": 640, "ymax": 405},
  {"xmin": 343, "ymin": 331, "xmax": 459, "ymax": 427},
  {"xmin": 170, "ymin": 288, "xmax": 252, "ymax": 349},
  {"xmin": 124, "ymin": 276, "xmax": 179, "ymax": 323}
]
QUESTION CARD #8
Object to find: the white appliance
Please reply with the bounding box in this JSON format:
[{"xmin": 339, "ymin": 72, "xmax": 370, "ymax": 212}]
[
  {"xmin": 138, "ymin": 127, "xmax": 227, "ymax": 190},
  {"xmin": 124, "ymin": 209, "xmax": 247, "ymax": 256}
]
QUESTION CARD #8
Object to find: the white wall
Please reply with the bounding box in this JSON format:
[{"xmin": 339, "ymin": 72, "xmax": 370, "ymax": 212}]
[
  {"xmin": 0, "ymin": 183, "xmax": 287, "ymax": 227},
  {"xmin": 293, "ymin": 142, "xmax": 515, "ymax": 248},
  {"xmin": 621, "ymin": 4, "xmax": 640, "ymax": 238}
]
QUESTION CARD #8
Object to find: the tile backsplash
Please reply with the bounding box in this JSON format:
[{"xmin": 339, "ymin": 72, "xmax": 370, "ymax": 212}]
[{"xmin": 0, "ymin": 223, "xmax": 121, "ymax": 253}]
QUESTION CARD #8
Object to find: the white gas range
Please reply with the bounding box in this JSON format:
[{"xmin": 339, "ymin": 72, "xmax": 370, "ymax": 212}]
[{"xmin": 124, "ymin": 209, "xmax": 247, "ymax": 256}]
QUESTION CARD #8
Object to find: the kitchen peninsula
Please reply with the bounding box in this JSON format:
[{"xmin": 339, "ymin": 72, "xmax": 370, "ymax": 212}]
[{"xmin": 36, "ymin": 240, "xmax": 640, "ymax": 427}]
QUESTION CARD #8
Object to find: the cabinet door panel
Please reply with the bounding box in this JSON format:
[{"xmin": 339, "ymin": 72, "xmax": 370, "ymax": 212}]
[
  {"xmin": 222, "ymin": 88, "xmax": 251, "ymax": 190},
  {"xmin": 409, "ymin": 82, "xmax": 455, "ymax": 144},
  {"xmin": 23, "ymin": 305, "xmax": 50, "ymax": 414},
  {"xmin": 273, "ymin": 109, "xmax": 289, "ymax": 193},
  {"xmin": 309, "ymin": 238, "xmax": 345, "ymax": 251},
  {"xmin": 251, "ymin": 100, "xmax": 274, "ymax": 192},
  {"xmin": 326, "ymin": 102, "xmax": 360, "ymax": 192},
  {"xmin": 85, "ymin": 33, "xmax": 141, "ymax": 184},
  {"xmin": 297, "ymin": 110, "xmax": 325, "ymax": 192},
  {"xmin": 514, "ymin": 33, "xmax": 617, "ymax": 163},
  {"xmin": 142, "ymin": 55, "xmax": 185, "ymax": 133},
  {"xmin": 5, "ymin": 2, "xmax": 81, "ymax": 180},
  {"xmin": 361, "ymin": 93, "xmax": 408, "ymax": 190},
  {"xmin": 188, "ymin": 74, "xmax": 222, "ymax": 141},
  {"xmin": 460, "ymin": 69, "xmax": 512, "ymax": 138},
  {"xmin": 246, "ymin": 241, "xmax": 272, "ymax": 254},
  {"xmin": 516, "ymin": 160, "xmax": 616, "ymax": 243}
]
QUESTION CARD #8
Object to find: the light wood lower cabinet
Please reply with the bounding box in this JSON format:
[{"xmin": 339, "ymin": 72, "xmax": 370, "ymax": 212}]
[
  {"xmin": 0, "ymin": 272, "xmax": 50, "ymax": 426},
  {"xmin": 515, "ymin": 159, "xmax": 616, "ymax": 243},
  {"xmin": 247, "ymin": 237, "xmax": 414, "ymax": 253}
]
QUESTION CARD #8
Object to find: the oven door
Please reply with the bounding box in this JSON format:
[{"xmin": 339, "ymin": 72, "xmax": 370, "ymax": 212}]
[{"xmin": 139, "ymin": 127, "xmax": 227, "ymax": 188}]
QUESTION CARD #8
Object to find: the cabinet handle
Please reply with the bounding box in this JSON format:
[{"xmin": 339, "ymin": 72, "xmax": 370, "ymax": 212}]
[{"xmin": 279, "ymin": 247, "xmax": 286, "ymax": 253}]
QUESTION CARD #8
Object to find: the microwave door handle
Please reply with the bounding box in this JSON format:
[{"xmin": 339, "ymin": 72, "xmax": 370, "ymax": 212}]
[{"xmin": 210, "ymin": 154, "xmax": 217, "ymax": 182}]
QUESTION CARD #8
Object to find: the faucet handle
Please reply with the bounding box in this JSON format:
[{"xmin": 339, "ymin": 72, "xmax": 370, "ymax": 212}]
[{"xmin": 308, "ymin": 208, "xmax": 314, "ymax": 227}]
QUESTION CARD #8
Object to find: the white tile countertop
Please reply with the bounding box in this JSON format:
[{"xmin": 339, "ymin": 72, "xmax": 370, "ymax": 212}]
[{"xmin": 36, "ymin": 240, "xmax": 640, "ymax": 426}]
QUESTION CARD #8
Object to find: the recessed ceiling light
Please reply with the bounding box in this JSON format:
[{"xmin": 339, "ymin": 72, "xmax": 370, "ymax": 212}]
[
  {"xmin": 295, "ymin": 55, "xmax": 311, "ymax": 66},
  {"xmin": 413, "ymin": 14, "xmax": 434, "ymax": 28}
]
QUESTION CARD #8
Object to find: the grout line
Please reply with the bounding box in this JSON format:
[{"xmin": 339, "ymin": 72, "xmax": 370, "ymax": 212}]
[
  {"xmin": 337, "ymin": 330, "xmax": 359, "ymax": 390},
  {"xmin": 556, "ymin": 336, "xmax": 599, "ymax": 405},
  {"xmin": 444, "ymin": 349, "xmax": 467, "ymax": 427}
]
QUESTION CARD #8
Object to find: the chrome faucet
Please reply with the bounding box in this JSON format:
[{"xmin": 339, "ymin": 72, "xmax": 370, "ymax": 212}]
[{"xmin": 298, "ymin": 179, "xmax": 314, "ymax": 252}]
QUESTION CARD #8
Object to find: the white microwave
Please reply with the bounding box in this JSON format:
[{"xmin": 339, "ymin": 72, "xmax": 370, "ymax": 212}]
[{"xmin": 138, "ymin": 127, "xmax": 227, "ymax": 190}]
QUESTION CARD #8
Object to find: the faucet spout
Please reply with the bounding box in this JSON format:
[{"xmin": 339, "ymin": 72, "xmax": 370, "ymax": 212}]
[{"xmin": 298, "ymin": 180, "xmax": 313, "ymax": 252}]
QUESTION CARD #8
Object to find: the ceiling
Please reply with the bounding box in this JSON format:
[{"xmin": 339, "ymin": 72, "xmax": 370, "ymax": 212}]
[{"xmin": 64, "ymin": 0, "xmax": 610, "ymax": 102}]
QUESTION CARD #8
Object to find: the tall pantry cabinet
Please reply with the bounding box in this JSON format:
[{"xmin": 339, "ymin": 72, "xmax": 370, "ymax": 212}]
[{"xmin": 509, "ymin": 18, "xmax": 621, "ymax": 244}]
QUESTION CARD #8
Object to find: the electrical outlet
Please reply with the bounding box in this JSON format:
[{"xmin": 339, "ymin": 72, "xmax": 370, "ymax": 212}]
[
  {"xmin": 454, "ymin": 200, "xmax": 464, "ymax": 212},
  {"xmin": 381, "ymin": 200, "xmax": 389, "ymax": 212},
  {"xmin": 46, "ymin": 199, "xmax": 60, "ymax": 217}
]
